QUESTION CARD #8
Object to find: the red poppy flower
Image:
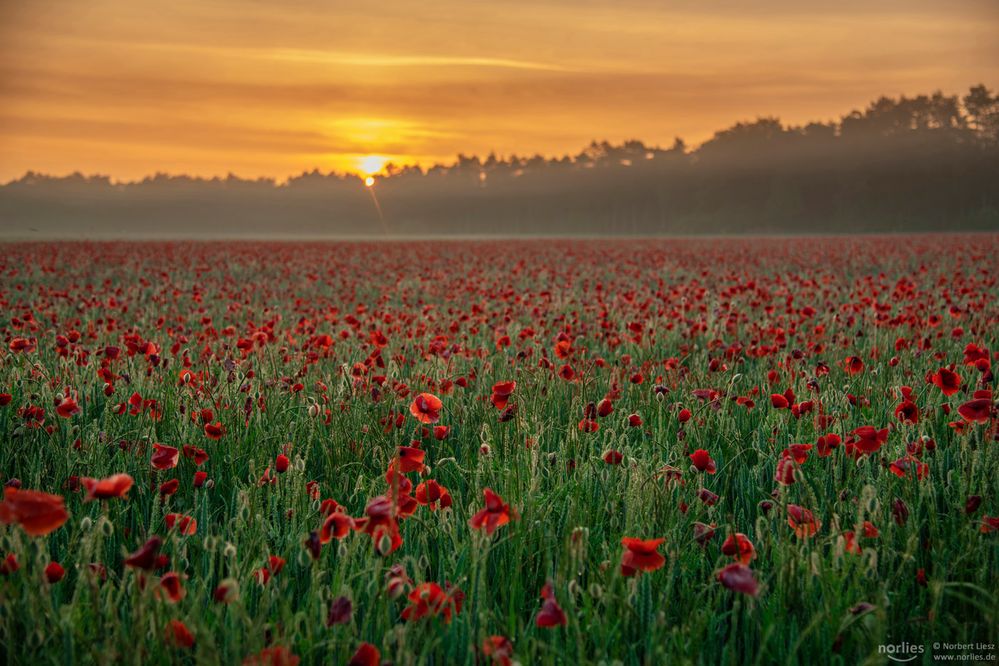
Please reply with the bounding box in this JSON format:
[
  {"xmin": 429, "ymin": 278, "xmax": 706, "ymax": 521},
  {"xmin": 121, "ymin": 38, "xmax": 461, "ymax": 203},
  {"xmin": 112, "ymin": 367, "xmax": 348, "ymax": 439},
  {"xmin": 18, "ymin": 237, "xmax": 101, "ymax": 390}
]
[
  {"xmin": 401, "ymin": 582, "xmax": 463, "ymax": 623},
  {"xmin": 717, "ymin": 563, "xmax": 759, "ymax": 596},
  {"xmin": 166, "ymin": 620, "xmax": 195, "ymax": 649},
  {"xmin": 151, "ymin": 443, "xmax": 179, "ymax": 470},
  {"xmin": 385, "ymin": 563, "xmax": 412, "ymax": 598},
  {"xmin": 482, "ymin": 636, "xmax": 514, "ymax": 666},
  {"xmin": 414, "ymin": 480, "xmax": 453, "ymax": 510},
  {"xmin": 8, "ymin": 337, "xmax": 36, "ymax": 353},
  {"xmin": 697, "ymin": 488, "xmax": 720, "ymax": 506},
  {"xmin": 689, "ymin": 449, "xmax": 716, "ymax": 474},
  {"xmin": 627, "ymin": 413, "xmax": 643, "ymax": 427},
  {"xmin": 620, "ymin": 537, "xmax": 666, "ymax": 576},
  {"xmin": 348, "ymin": 643, "xmax": 380, "ymax": 666},
  {"xmin": 159, "ymin": 572, "xmax": 185, "ymax": 602},
  {"xmin": 929, "ymin": 367, "xmax": 962, "ymax": 396},
  {"xmin": 815, "ymin": 433, "xmax": 841, "ymax": 457},
  {"xmin": 275, "ymin": 454, "xmax": 290, "ymax": 473},
  {"xmin": 320, "ymin": 511, "xmax": 353, "ymax": 543},
  {"xmin": 409, "ymin": 393, "xmax": 443, "ymax": 424},
  {"xmin": 963, "ymin": 343, "xmax": 989, "ymax": 368},
  {"xmin": 692, "ymin": 522, "xmax": 716, "ymax": 545},
  {"xmin": 774, "ymin": 456, "xmax": 797, "ymax": 486},
  {"xmin": 721, "ymin": 533, "xmax": 756, "ymax": 564},
  {"xmin": 213, "ymin": 578, "xmax": 239, "ymax": 604},
  {"xmin": 326, "ymin": 595, "xmax": 353, "ymax": 626},
  {"xmin": 125, "ymin": 536, "xmax": 163, "ymax": 570},
  {"xmin": 490, "ymin": 381, "xmax": 516, "ymax": 410},
  {"xmin": 888, "ymin": 456, "xmax": 929, "ymax": 480},
  {"xmin": 165, "ymin": 513, "xmax": 197, "ymax": 535},
  {"xmin": 980, "ymin": 516, "xmax": 999, "ymax": 534},
  {"xmin": 787, "ymin": 504, "xmax": 821, "ymax": 538},
  {"xmin": 354, "ymin": 496, "xmax": 404, "ymax": 556},
  {"xmin": 602, "ymin": 449, "xmax": 623, "ymax": 465},
  {"xmin": 784, "ymin": 443, "xmax": 813, "ymax": 464},
  {"xmin": 204, "ymin": 421, "xmax": 225, "ymax": 439},
  {"xmin": 44, "ymin": 561, "xmax": 65, "ymax": 583},
  {"xmin": 395, "ymin": 446, "xmax": 427, "ymax": 473},
  {"xmin": 0, "ymin": 487, "xmax": 69, "ymax": 536},
  {"xmin": 957, "ymin": 398, "xmax": 991, "ymax": 424},
  {"xmin": 82, "ymin": 473, "xmax": 134, "ymax": 501},
  {"xmin": 849, "ymin": 426, "xmax": 889, "ymax": 455},
  {"xmin": 844, "ymin": 356, "xmax": 864, "ymax": 375},
  {"xmin": 243, "ymin": 646, "xmax": 300, "ymax": 666},
  {"xmin": 469, "ymin": 488, "xmax": 515, "ymax": 534},
  {"xmin": 770, "ymin": 394, "xmax": 789, "ymax": 409},
  {"xmin": 535, "ymin": 581, "xmax": 567, "ymax": 627},
  {"xmin": 894, "ymin": 400, "xmax": 919, "ymax": 424},
  {"xmin": 55, "ymin": 397, "xmax": 80, "ymax": 418},
  {"xmin": 182, "ymin": 445, "xmax": 209, "ymax": 465},
  {"xmin": 432, "ymin": 425, "xmax": 450, "ymax": 440},
  {"xmin": 596, "ymin": 398, "xmax": 614, "ymax": 418},
  {"xmin": 0, "ymin": 553, "xmax": 19, "ymax": 576}
]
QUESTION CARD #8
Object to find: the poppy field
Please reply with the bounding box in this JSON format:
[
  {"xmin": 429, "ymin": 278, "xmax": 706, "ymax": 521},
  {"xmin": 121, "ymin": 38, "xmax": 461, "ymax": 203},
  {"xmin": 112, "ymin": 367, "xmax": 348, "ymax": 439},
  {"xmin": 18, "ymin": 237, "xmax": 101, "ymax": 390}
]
[{"xmin": 0, "ymin": 236, "xmax": 996, "ymax": 665}]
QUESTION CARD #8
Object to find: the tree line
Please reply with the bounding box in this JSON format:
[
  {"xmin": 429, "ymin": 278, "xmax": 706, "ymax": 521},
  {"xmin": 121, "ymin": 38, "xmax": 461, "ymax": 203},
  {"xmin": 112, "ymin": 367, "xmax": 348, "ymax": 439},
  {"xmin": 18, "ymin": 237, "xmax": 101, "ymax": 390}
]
[{"xmin": 2, "ymin": 84, "xmax": 997, "ymax": 237}]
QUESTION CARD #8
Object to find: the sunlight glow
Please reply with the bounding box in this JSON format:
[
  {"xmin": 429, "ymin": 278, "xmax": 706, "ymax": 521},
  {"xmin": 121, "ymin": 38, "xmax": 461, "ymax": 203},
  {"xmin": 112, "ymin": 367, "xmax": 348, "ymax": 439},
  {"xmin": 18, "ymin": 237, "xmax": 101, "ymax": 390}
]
[
  {"xmin": 358, "ymin": 154, "xmax": 390, "ymax": 176},
  {"xmin": 364, "ymin": 175, "xmax": 375, "ymax": 187}
]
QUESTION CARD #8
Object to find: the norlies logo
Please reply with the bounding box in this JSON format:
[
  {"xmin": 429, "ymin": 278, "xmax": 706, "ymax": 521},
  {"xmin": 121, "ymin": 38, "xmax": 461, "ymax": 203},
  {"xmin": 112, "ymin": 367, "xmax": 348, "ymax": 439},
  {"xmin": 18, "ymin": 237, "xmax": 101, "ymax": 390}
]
[{"xmin": 879, "ymin": 642, "xmax": 926, "ymax": 662}]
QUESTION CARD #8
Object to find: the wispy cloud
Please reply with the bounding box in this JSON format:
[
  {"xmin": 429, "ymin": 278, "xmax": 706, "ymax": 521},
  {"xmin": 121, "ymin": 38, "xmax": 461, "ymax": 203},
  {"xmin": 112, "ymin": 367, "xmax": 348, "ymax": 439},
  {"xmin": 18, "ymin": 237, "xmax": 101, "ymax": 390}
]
[
  {"xmin": 265, "ymin": 48, "xmax": 575, "ymax": 72},
  {"xmin": 86, "ymin": 39, "xmax": 576, "ymax": 73}
]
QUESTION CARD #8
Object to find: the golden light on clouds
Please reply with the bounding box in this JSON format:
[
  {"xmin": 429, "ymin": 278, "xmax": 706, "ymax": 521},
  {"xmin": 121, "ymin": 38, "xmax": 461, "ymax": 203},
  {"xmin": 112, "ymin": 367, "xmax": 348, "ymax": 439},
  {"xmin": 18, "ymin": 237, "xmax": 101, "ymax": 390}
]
[{"xmin": 0, "ymin": 0, "xmax": 996, "ymax": 181}]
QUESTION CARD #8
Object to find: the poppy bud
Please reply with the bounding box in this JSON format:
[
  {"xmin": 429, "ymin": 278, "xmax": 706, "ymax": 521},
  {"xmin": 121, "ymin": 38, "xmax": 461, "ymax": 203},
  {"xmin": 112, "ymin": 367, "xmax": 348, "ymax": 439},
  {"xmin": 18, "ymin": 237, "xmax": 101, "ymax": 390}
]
[
  {"xmin": 377, "ymin": 532, "xmax": 394, "ymax": 556},
  {"xmin": 213, "ymin": 578, "xmax": 240, "ymax": 603},
  {"xmin": 892, "ymin": 498, "xmax": 909, "ymax": 526}
]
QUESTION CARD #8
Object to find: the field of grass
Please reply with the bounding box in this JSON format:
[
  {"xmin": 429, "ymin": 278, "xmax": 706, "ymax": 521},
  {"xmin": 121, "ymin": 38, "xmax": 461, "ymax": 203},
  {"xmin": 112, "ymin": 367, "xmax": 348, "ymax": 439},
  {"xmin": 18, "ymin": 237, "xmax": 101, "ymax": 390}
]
[{"xmin": 0, "ymin": 237, "xmax": 996, "ymax": 665}]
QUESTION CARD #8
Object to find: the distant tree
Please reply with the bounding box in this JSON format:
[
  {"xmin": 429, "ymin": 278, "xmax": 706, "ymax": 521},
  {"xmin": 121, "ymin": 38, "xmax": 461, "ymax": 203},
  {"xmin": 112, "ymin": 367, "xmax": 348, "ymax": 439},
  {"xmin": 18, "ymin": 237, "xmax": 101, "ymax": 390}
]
[{"xmin": 964, "ymin": 84, "xmax": 999, "ymax": 142}]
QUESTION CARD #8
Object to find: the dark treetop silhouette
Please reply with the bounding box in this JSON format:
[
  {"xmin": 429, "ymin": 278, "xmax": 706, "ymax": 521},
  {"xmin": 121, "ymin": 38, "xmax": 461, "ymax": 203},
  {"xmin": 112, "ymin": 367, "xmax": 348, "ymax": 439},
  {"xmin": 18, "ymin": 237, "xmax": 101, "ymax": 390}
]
[{"xmin": 2, "ymin": 85, "xmax": 997, "ymax": 238}]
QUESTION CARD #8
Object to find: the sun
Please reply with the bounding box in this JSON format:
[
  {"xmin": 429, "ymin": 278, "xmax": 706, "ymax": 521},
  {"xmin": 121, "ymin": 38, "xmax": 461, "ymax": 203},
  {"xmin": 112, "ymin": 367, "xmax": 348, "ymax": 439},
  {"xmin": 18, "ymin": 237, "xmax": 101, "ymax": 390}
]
[
  {"xmin": 364, "ymin": 176, "xmax": 375, "ymax": 187},
  {"xmin": 357, "ymin": 155, "xmax": 389, "ymax": 176}
]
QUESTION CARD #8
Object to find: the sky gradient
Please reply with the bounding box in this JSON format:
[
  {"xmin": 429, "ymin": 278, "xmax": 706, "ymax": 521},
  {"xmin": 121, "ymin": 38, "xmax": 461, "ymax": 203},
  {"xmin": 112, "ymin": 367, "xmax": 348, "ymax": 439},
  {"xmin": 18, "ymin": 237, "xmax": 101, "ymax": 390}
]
[{"xmin": 1, "ymin": 0, "xmax": 997, "ymax": 182}]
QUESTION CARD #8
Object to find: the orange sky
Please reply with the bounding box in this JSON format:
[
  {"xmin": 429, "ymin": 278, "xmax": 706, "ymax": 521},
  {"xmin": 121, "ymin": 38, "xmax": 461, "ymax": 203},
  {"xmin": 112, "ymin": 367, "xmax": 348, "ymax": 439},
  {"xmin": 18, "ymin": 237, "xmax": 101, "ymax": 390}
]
[{"xmin": 1, "ymin": 0, "xmax": 997, "ymax": 182}]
